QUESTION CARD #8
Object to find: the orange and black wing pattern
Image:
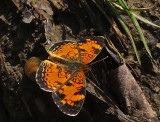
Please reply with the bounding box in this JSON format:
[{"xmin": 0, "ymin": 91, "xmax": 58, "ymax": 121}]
[
  {"xmin": 78, "ymin": 37, "xmax": 104, "ymax": 64},
  {"xmin": 36, "ymin": 60, "xmax": 73, "ymax": 92},
  {"xmin": 48, "ymin": 41, "xmax": 80, "ymax": 61},
  {"xmin": 36, "ymin": 60, "xmax": 86, "ymax": 116},
  {"xmin": 48, "ymin": 36, "xmax": 104, "ymax": 64},
  {"xmin": 52, "ymin": 70, "xmax": 86, "ymax": 116}
]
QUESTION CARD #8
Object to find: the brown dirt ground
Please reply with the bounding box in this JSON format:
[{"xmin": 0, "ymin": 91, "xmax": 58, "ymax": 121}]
[{"xmin": 0, "ymin": 0, "xmax": 160, "ymax": 122}]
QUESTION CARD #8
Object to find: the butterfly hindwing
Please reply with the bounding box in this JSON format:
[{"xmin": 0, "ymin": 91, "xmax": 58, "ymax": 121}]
[{"xmin": 52, "ymin": 70, "xmax": 86, "ymax": 116}]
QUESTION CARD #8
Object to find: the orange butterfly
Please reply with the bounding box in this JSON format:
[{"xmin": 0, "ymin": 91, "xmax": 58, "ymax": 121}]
[{"xmin": 36, "ymin": 37, "xmax": 104, "ymax": 116}]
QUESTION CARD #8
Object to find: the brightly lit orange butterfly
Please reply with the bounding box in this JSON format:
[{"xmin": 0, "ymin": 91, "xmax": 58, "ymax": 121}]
[{"xmin": 36, "ymin": 37, "xmax": 104, "ymax": 116}]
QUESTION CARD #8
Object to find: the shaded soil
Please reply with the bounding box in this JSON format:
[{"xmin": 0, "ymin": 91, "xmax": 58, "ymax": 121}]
[{"xmin": 0, "ymin": 0, "xmax": 160, "ymax": 122}]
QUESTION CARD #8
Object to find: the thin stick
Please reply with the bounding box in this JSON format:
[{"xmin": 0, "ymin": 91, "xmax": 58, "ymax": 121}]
[{"xmin": 87, "ymin": 77, "xmax": 119, "ymax": 109}]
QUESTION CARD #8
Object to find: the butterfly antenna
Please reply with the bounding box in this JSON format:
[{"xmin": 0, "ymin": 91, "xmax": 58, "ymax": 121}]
[
  {"xmin": 88, "ymin": 68, "xmax": 100, "ymax": 85},
  {"xmin": 88, "ymin": 56, "xmax": 108, "ymax": 66},
  {"xmin": 86, "ymin": 77, "xmax": 119, "ymax": 109}
]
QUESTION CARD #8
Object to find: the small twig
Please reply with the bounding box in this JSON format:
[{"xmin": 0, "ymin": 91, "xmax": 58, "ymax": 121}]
[{"xmin": 87, "ymin": 77, "xmax": 119, "ymax": 109}]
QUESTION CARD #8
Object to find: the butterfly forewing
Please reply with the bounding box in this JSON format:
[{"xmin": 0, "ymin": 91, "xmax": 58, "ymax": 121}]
[
  {"xmin": 36, "ymin": 60, "xmax": 73, "ymax": 92},
  {"xmin": 78, "ymin": 37, "xmax": 104, "ymax": 64}
]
